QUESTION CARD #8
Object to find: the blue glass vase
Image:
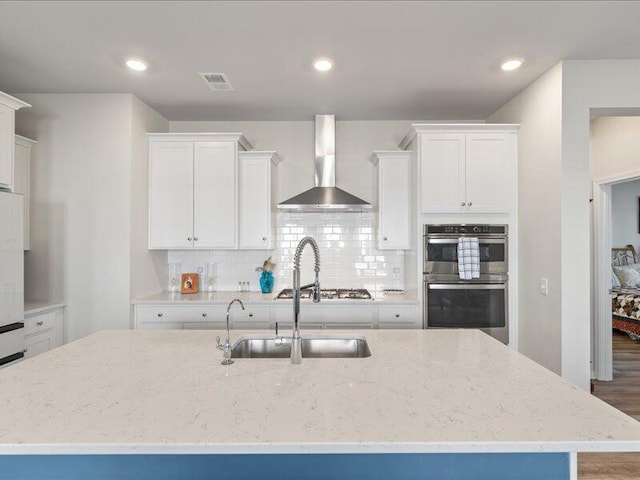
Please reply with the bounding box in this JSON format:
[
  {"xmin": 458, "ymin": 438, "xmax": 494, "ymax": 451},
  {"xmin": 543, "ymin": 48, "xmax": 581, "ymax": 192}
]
[{"xmin": 259, "ymin": 271, "xmax": 274, "ymax": 294}]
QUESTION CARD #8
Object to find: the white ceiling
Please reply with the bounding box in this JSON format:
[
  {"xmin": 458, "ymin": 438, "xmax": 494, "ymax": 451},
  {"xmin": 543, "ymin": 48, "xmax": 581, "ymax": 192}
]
[{"xmin": 1, "ymin": 1, "xmax": 640, "ymax": 121}]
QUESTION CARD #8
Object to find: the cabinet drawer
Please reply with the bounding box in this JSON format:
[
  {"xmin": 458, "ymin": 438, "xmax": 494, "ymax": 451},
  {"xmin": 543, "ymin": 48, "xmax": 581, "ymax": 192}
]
[
  {"xmin": 377, "ymin": 306, "xmax": 420, "ymax": 327},
  {"xmin": 135, "ymin": 305, "xmax": 227, "ymax": 326},
  {"xmin": 272, "ymin": 305, "xmax": 374, "ymax": 325},
  {"xmin": 24, "ymin": 311, "xmax": 56, "ymax": 336},
  {"xmin": 231, "ymin": 305, "xmax": 270, "ymax": 325}
]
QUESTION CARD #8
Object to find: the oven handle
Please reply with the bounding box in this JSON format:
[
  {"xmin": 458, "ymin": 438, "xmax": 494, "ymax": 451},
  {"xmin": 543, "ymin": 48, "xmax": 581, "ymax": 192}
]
[
  {"xmin": 427, "ymin": 283, "xmax": 506, "ymax": 290},
  {"xmin": 426, "ymin": 238, "xmax": 506, "ymax": 244}
]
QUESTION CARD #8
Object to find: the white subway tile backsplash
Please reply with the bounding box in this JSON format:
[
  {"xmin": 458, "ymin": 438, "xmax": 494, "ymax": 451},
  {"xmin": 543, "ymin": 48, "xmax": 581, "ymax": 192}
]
[{"xmin": 166, "ymin": 212, "xmax": 404, "ymax": 293}]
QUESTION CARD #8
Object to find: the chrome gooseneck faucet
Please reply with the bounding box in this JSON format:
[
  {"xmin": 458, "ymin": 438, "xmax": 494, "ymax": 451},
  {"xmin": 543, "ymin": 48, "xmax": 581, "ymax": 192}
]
[
  {"xmin": 216, "ymin": 298, "xmax": 244, "ymax": 365},
  {"xmin": 291, "ymin": 236, "xmax": 321, "ymax": 364}
]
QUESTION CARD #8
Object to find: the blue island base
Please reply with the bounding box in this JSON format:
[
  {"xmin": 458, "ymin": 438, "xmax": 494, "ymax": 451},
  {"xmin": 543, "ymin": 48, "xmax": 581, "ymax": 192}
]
[{"xmin": 0, "ymin": 453, "xmax": 571, "ymax": 480}]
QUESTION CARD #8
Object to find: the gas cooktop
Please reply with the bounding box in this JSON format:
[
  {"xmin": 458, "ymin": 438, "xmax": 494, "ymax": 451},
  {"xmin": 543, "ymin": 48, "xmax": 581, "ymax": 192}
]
[{"xmin": 275, "ymin": 288, "xmax": 373, "ymax": 300}]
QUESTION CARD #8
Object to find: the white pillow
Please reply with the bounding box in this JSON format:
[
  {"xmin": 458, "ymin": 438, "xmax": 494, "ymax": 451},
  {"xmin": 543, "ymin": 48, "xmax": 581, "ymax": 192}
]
[
  {"xmin": 612, "ymin": 270, "xmax": 622, "ymax": 288},
  {"xmin": 613, "ymin": 265, "xmax": 640, "ymax": 287}
]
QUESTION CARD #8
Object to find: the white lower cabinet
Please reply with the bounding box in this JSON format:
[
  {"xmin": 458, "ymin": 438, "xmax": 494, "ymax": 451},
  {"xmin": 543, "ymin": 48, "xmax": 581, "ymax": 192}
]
[
  {"xmin": 134, "ymin": 303, "xmax": 421, "ymax": 331},
  {"xmin": 231, "ymin": 305, "xmax": 271, "ymax": 329},
  {"xmin": 377, "ymin": 305, "xmax": 421, "ymax": 329},
  {"xmin": 24, "ymin": 306, "xmax": 64, "ymax": 359},
  {"xmin": 135, "ymin": 305, "xmax": 227, "ymax": 329}
]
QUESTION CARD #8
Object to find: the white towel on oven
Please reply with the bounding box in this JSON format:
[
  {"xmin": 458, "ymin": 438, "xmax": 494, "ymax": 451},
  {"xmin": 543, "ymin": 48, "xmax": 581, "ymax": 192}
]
[{"xmin": 458, "ymin": 237, "xmax": 480, "ymax": 280}]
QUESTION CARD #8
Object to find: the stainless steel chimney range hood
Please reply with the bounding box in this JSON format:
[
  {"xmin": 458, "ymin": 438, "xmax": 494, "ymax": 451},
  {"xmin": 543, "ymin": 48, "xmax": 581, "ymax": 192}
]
[{"xmin": 278, "ymin": 115, "xmax": 372, "ymax": 212}]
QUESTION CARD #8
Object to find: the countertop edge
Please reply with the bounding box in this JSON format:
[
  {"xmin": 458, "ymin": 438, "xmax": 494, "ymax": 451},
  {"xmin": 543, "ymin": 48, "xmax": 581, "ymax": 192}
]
[
  {"xmin": 24, "ymin": 302, "xmax": 66, "ymax": 316},
  {"xmin": 132, "ymin": 293, "xmax": 419, "ymax": 306},
  {"xmin": 2, "ymin": 440, "xmax": 640, "ymax": 455}
]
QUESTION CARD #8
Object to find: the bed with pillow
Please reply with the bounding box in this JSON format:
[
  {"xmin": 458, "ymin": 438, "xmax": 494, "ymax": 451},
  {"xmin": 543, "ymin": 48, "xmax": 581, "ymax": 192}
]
[{"xmin": 611, "ymin": 245, "xmax": 640, "ymax": 339}]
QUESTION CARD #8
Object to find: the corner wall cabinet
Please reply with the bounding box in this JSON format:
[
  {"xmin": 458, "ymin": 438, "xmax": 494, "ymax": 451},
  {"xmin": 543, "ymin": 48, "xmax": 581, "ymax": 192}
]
[
  {"xmin": 371, "ymin": 151, "xmax": 411, "ymax": 250},
  {"xmin": 0, "ymin": 92, "xmax": 30, "ymax": 191},
  {"xmin": 238, "ymin": 152, "xmax": 280, "ymax": 249},
  {"xmin": 14, "ymin": 135, "xmax": 35, "ymax": 250},
  {"xmin": 149, "ymin": 134, "xmax": 281, "ymax": 250},
  {"xmin": 400, "ymin": 125, "xmax": 518, "ymax": 214}
]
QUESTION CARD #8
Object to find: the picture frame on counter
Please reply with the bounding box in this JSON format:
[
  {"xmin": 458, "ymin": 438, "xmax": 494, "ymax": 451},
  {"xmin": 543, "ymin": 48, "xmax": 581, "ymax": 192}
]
[{"xmin": 181, "ymin": 273, "xmax": 199, "ymax": 294}]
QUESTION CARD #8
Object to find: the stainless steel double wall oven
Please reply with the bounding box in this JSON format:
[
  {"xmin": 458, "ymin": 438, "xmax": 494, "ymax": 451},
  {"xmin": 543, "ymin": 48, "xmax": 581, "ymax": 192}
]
[{"xmin": 423, "ymin": 224, "xmax": 509, "ymax": 344}]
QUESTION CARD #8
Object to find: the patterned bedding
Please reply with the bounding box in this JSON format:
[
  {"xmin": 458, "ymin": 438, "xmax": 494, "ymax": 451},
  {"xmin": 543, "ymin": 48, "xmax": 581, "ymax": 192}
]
[{"xmin": 611, "ymin": 287, "xmax": 640, "ymax": 339}]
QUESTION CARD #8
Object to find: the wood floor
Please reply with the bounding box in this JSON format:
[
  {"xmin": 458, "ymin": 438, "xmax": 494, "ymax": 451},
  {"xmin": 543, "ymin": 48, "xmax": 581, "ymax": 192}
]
[{"xmin": 579, "ymin": 330, "xmax": 640, "ymax": 479}]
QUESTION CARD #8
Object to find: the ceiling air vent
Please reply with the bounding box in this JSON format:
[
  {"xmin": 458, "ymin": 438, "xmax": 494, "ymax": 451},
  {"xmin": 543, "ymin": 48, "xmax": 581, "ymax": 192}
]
[{"xmin": 199, "ymin": 72, "xmax": 234, "ymax": 91}]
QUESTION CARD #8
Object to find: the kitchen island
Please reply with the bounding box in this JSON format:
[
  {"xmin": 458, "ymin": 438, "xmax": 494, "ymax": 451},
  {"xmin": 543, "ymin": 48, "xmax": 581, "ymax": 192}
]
[{"xmin": 1, "ymin": 329, "xmax": 640, "ymax": 479}]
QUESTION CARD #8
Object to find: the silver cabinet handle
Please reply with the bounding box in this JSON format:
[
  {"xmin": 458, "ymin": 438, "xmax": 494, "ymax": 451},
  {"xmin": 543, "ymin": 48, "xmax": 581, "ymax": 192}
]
[
  {"xmin": 383, "ymin": 236, "xmax": 388, "ymax": 241},
  {"xmin": 460, "ymin": 202, "xmax": 466, "ymax": 207},
  {"xmin": 36, "ymin": 321, "xmax": 43, "ymax": 326},
  {"xmin": 157, "ymin": 312, "xmax": 163, "ymax": 317},
  {"xmin": 395, "ymin": 314, "xmax": 400, "ymax": 318},
  {"xmin": 468, "ymin": 202, "xmax": 473, "ymax": 207},
  {"xmin": 248, "ymin": 313, "xmax": 253, "ymax": 318},
  {"xmin": 202, "ymin": 312, "xmax": 207, "ymax": 317},
  {"xmin": 262, "ymin": 237, "xmax": 267, "ymax": 241},
  {"xmin": 194, "ymin": 237, "xmax": 199, "ymax": 241},
  {"xmin": 187, "ymin": 237, "xmax": 192, "ymax": 241}
]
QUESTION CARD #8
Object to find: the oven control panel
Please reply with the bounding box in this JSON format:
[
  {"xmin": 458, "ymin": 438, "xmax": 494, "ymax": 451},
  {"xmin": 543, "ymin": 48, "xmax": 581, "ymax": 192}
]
[{"xmin": 425, "ymin": 224, "xmax": 507, "ymax": 235}]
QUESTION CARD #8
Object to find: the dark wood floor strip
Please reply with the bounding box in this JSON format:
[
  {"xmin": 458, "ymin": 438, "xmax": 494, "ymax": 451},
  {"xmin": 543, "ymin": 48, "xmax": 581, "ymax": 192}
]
[{"xmin": 579, "ymin": 331, "xmax": 640, "ymax": 479}]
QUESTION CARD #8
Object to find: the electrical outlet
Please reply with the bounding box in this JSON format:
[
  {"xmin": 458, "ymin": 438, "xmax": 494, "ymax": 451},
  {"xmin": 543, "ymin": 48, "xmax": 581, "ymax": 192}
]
[{"xmin": 539, "ymin": 277, "xmax": 549, "ymax": 296}]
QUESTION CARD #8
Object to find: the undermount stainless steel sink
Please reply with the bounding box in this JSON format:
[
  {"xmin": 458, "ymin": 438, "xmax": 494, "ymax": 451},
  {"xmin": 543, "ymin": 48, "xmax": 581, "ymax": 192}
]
[{"xmin": 231, "ymin": 336, "xmax": 372, "ymax": 359}]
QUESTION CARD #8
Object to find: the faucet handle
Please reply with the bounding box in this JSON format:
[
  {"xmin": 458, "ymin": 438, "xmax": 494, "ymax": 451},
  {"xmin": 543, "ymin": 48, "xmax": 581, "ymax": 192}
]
[{"xmin": 216, "ymin": 336, "xmax": 224, "ymax": 350}]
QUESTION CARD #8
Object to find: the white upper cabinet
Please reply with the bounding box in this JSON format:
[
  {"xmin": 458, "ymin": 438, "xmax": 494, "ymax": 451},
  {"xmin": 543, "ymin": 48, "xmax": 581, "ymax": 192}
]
[
  {"xmin": 148, "ymin": 134, "xmax": 281, "ymax": 251},
  {"xmin": 372, "ymin": 151, "xmax": 411, "ymax": 250},
  {"xmin": 0, "ymin": 92, "xmax": 30, "ymax": 191},
  {"xmin": 402, "ymin": 125, "xmax": 519, "ymax": 214},
  {"xmin": 14, "ymin": 135, "xmax": 36, "ymax": 250},
  {"xmin": 464, "ymin": 133, "xmax": 513, "ymax": 213},
  {"xmin": 193, "ymin": 142, "xmax": 237, "ymax": 248},
  {"xmin": 419, "ymin": 134, "xmax": 466, "ymax": 213},
  {"xmin": 149, "ymin": 141, "xmax": 194, "ymax": 249},
  {"xmin": 238, "ymin": 151, "xmax": 280, "ymax": 249}
]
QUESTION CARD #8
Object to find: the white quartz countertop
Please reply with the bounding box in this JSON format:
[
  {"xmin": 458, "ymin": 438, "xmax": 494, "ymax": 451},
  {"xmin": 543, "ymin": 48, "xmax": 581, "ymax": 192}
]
[
  {"xmin": 1, "ymin": 329, "xmax": 640, "ymax": 455},
  {"xmin": 133, "ymin": 291, "xmax": 419, "ymax": 305},
  {"xmin": 24, "ymin": 301, "xmax": 66, "ymax": 316}
]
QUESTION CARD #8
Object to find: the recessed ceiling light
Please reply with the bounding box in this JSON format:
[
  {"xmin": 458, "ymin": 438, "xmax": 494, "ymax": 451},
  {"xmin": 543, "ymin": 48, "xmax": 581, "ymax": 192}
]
[
  {"xmin": 501, "ymin": 59, "xmax": 523, "ymax": 71},
  {"xmin": 314, "ymin": 58, "xmax": 333, "ymax": 72},
  {"xmin": 126, "ymin": 58, "xmax": 148, "ymax": 72}
]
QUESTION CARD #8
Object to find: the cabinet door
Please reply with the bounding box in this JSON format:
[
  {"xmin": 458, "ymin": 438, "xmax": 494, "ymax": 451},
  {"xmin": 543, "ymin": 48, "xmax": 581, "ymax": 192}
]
[
  {"xmin": 378, "ymin": 156, "xmax": 410, "ymax": 250},
  {"xmin": 193, "ymin": 142, "xmax": 237, "ymax": 249},
  {"xmin": 465, "ymin": 134, "xmax": 512, "ymax": 213},
  {"xmin": 420, "ymin": 134, "xmax": 466, "ymax": 213},
  {"xmin": 0, "ymin": 104, "xmax": 14, "ymax": 189},
  {"xmin": 14, "ymin": 141, "xmax": 29, "ymax": 250},
  {"xmin": 239, "ymin": 156, "xmax": 271, "ymax": 249},
  {"xmin": 149, "ymin": 141, "xmax": 194, "ymax": 249},
  {"xmin": 24, "ymin": 332, "xmax": 53, "ymax": 359}
]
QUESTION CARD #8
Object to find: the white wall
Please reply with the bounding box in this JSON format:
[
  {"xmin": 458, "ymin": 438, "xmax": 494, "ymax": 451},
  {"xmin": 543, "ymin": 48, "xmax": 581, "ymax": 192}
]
[
  {"xmin": 16, "ymin": 94, "xmax": 169, "ymax": 340},
  {"xmin": 611, "ymin": 179, "xmax": 640, "ymax": 252},
  {"xmin": 560, "ymin": 60, "xmax": 640, "ymax": 390},
  {"xmin": 130, "ymin": 96, "xmax": 169, "ymax": 306},
  {"xmin": 488, "ymin": 64, "xmax": 564, "ymax": 375},
  {"xmin": 16, "ymin": 94, "xmax": 133, "ymax": 341},
  {"xmin": 170, "ymin": 120, "xmax": 413, "ymax": 207},
  {"xmin": 591, "ymin": 116, "xmax": 640, "ymax": 181}
]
